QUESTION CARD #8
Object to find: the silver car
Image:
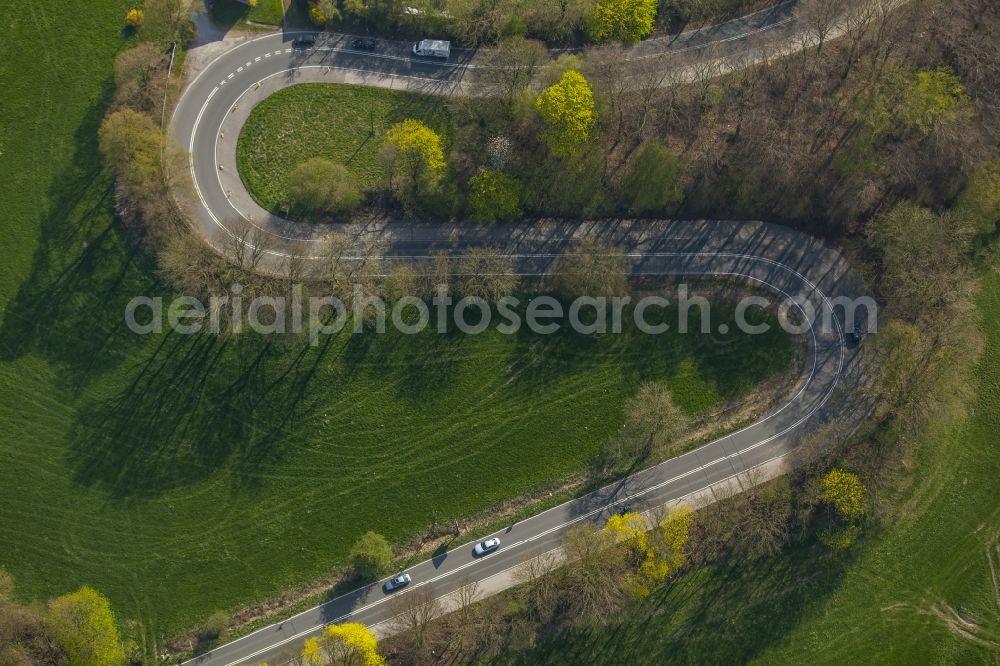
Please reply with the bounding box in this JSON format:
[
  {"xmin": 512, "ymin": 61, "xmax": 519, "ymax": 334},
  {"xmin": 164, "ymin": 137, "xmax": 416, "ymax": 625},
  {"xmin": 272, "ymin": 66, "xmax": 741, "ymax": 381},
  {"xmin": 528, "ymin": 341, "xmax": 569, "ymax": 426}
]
[
  {"xmin": 473, "ymin": 537, "xmax": 501, "ymax": 556},
  {"xmin": 383, "ymin": 573, "xmax": 411, "ymax": 592}
]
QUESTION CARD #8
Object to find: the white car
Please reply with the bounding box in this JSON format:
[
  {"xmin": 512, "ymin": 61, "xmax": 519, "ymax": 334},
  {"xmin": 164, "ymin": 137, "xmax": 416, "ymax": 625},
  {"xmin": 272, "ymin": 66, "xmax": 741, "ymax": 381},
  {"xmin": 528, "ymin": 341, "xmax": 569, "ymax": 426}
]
[
  {"xmin": 473, "ymin": 537, "xmax": 501, "ymax": 556},
  {"xmin": 412, "ymin": 39, "xmax": 450, "ymax": 59},
  {"xmin": 383, "ymin": 573, "xmax": 411, "ymax": 592}
]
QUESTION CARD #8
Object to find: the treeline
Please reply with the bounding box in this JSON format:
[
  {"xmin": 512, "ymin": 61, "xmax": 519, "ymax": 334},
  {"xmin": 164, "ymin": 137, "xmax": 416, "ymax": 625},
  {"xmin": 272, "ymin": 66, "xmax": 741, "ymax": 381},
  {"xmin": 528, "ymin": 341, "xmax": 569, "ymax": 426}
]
[
  {"xmin": 377, "ymin": 464, "xmax": 872, "ymax": 664},
  {"xmin": 408, "ymin": 0, "xmax": 996, "ymax": 235},
  {"xmin": 303, "ymin": 0, "xmax": 758, "ymax": 46},
  {"xmin": 313, "ymin": 0, "xmax": 998, "ymax": 236}
]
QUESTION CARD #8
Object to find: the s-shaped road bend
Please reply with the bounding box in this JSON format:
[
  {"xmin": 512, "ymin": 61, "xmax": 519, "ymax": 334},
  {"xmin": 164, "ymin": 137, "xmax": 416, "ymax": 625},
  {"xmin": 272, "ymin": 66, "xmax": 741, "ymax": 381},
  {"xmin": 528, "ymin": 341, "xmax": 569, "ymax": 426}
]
[{"xmin": 173, "ymin": 5, "xmax": 876, "ymax": 664}]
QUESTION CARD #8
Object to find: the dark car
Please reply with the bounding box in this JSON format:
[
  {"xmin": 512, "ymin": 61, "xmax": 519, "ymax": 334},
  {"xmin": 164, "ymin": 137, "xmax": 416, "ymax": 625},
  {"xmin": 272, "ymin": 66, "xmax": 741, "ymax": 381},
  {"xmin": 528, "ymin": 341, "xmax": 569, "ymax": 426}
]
[
  {"xmin": 352, "ymin": 37, "xmax": 377, "ymax": 50},
  {"xmin": 292, "ymin": 35, "xmax": 316, "ymax": 49},
  {"xmin": 849, "ymin": 322, "xmax": 866, "ymax": 345}
]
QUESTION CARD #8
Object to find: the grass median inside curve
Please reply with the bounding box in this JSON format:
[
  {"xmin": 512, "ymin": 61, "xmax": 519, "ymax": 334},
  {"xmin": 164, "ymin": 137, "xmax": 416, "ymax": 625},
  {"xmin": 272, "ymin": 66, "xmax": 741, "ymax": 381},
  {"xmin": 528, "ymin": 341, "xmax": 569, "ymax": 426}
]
[{"xmin": 236, "ymin": 83, "xmax": 455, "ymax": 214}]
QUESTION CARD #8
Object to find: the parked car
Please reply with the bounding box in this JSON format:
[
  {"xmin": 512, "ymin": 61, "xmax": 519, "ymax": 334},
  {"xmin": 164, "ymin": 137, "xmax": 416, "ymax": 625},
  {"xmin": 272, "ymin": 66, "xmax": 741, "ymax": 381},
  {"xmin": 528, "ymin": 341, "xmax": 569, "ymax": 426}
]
[
  {"xmin": 352, "ymin": 37, "xmax": 377, "ymax": 50},
  {"xmin": 412, "ymin": 39, "xmax": 450, "ymax": 59},
  {"xmin": 473, "ymin": 538, "xmax": 501, "ymax": 556},
  {"xmin": 292, "ymin": 35, "xmax": 316, "ymax": 49},
  {"xmin": 383, "ymin": 573, "xmax": 411, "ymax": 592}
]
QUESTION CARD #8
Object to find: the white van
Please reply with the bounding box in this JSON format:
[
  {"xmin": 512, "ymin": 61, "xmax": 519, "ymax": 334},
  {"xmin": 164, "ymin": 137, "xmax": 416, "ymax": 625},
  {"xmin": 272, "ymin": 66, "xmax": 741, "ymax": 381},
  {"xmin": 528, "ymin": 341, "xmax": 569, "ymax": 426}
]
[{"xmin": 412, "ymin": 39, "xmax": 451, "ymax": 59}]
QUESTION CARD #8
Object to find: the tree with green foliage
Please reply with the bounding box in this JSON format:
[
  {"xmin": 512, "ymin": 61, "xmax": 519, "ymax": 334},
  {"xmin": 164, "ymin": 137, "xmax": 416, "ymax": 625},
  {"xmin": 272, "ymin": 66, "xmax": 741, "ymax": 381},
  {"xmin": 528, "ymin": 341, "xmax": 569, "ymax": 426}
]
[
  {"xmin": 382, "ymin": 119, "xmax": 447, "ymax": 200},
  {"xmin": 98, "ymin": 108, "xmax": 162, "ymax": 193},
  {"xmin": 535, "ymin": 70, "xmax": 597, "ymax": 156},
  {"xmin": 842, "ymin": 65, "xmax": 971, "ymax": 177},
  {"xmin": 956, "ymin": 158, "xmax": 1000, "ymax": 236},
  {"xmin": 897, "ymin": 67, "xmax": 970, "ymax": 136},
  {"xmin": 867, "ymin": 319, "xmax": 923, "ymax": 405},
  {"xmin": 868, "ymin": 202, "xmax": 963, "ymax": 320},
  {"xmin": 288, "ymin": 158, "xmax": 362, "ymax": 216},
  {"xmin": 302, "ymin": 622, "xmax": 385, "ymax": 665},
  {"xmin": 589, "ymin": 0, "xmax": 657, "ymax": 43},
  {"xmin": 46, "ymin": 587, "xmax": 125, "ymax": 666},
  {"xmin": 350, "ymin": 531, "xmax": 393, "ymax": 580},
  {"xmin": 820, "ymin": 469, "xmax": 867, "ymax": 519},
  {"xmin": 621, "ymin": 141, "xmax": 684, "ymax": 213},
  {"xmin": 197, "ymin": 610, "xmax": 230, "ymax": 641},
  {"xmin": 468, "ymin": 170, "xmax": 523, "ymax": 222},
  {"xmin": 852, "ymin": 65, "xmax": 970, "ymax": 141}
]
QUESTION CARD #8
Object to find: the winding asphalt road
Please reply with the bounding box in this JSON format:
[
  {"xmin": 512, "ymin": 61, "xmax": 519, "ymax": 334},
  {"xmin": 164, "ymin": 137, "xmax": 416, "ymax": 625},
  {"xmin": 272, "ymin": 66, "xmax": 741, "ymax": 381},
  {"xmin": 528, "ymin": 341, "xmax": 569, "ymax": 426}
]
[{"xmin": 171, "ymin": 4, "xmax": 877, "ymax": 664}]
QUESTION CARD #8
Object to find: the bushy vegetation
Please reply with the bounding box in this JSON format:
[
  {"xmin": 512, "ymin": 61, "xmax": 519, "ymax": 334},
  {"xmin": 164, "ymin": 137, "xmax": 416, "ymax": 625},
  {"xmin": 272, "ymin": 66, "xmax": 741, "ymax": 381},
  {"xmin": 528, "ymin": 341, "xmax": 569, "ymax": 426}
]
[
  {"xmin": 303, "ymin": 623, "xmax": 385, "ymax": 665},
  {"xmin": 0, "ymin": 574, "xmax": 128, "ymax": 666}
]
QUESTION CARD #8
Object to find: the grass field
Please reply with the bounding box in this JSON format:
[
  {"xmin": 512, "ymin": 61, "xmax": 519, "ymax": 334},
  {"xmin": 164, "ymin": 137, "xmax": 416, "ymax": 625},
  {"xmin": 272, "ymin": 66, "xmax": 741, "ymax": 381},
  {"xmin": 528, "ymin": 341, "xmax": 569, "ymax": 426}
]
[
  {"xmin": 209, "ymin": 0, "xmax": 286, "ymax": 27},
  {"xmin": 498, "ymin": 267, "xmax": 1000, "ymax": 665},
  {"xmin": 0, "ymin": 4, "xmax": 796, "ymax": 653},
  {"xmin": 236, "ymin": 84, "xmax": 455, "ymax": 211}
]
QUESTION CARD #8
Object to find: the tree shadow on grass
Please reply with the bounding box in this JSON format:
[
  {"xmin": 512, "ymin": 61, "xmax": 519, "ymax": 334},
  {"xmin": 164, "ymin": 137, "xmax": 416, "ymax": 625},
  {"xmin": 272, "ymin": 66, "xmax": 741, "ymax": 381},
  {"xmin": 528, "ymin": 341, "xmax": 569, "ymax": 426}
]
[
  {"xmin": 66, "ymin": 326, "xmax": 348, "ymax": 500},
  {"xmin": 504, "ymin": 297, "xmax": 793, "ymax": 411},
  {"xmin": 0, "ymin": 79, "xmax": 362, "ymax": 500},
  {"xmin": 0, "ymin": 86, "xmax": 161, "ymax": 391}
]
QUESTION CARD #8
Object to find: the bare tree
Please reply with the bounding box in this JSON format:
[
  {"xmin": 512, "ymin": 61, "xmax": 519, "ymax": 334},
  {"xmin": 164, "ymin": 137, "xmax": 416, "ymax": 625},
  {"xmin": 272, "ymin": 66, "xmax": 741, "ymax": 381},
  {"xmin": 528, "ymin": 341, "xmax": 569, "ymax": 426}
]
[
  {"xmin": 388, "ymin": 587, "xmax": 442, "ymax": 659},
  {"xmin": 796, "ymin": 0, "xmax": 844, "ymax": 54},
  {"xmin": 549, "ymin": 238, "xmax": 629, "ymax": 298},
  {"xmin": 480, "ymin": 37, "xmax": 550, "ymax": 104},
  {"xmin": 113, "ymin": 43, "xmax": 169, "ymax": 113},
  {"xmin": 457, "ymin": 247, "xmax": 518, "ymax": 300},
  {"xmin": 454, "ymin": 578, "xmax": 481, "ymax": 623},
  {"xmin": 159, "ymin": 232, "xmax": 224, "ymax": 298},
  {"xmin": 319, "ymin": 227, "xmax": 386, "ymax": 300},
  {"xmin": 558, "ymin": 524, "xmax": 626, "ymax": 625},
  {"xmin": 514, "ymin": 551, "xmax": 561, "ymax": 622},
  {"xmin": 414, "ymin": 251, "xmax": 453, "ymax": 298},
  {"xmin": 620, "ymin": 382, "xmax": 691, "ymax": 459},
  {"xmin": 222, "ymin": 217, "xmax": 268, "ymax": 272},
  {"xmin": 283, "ymin": 240, "xmax": 312, "ymax": 286}
]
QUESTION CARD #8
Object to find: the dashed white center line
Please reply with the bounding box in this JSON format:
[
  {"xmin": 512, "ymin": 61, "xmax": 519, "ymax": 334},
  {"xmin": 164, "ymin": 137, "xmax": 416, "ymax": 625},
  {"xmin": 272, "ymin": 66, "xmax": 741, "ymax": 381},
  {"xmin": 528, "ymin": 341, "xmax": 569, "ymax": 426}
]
[
  {"xmin": 237, "ymin": 66, "xmax": 243, "ymax": 73},
  {"xmin": 245, "ymin": 61, "xmax": 251, "ymax": 67},
  {"xmin": 254, "ymin": 56, "xmax": 261, "ymax": 62},
  {"xmin": 264, "ymin": 53, "xmax": 271, "ymax": 58},
  {"xmin": 284, "ymin": 48, "xmax": 292, "ymax": 53},
  {"xmin": 227, "ymin": 73, "xmax": 234, "ymax": 79}
]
